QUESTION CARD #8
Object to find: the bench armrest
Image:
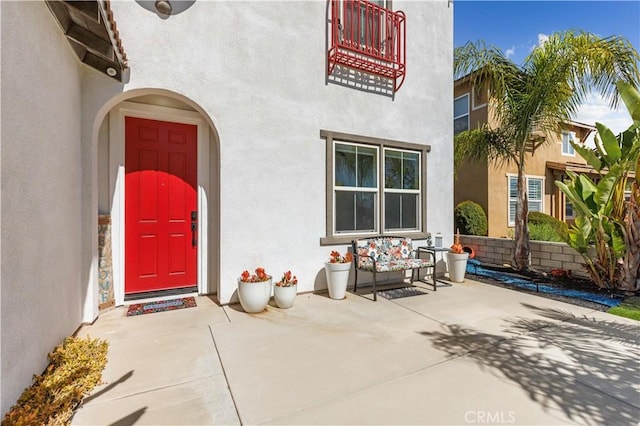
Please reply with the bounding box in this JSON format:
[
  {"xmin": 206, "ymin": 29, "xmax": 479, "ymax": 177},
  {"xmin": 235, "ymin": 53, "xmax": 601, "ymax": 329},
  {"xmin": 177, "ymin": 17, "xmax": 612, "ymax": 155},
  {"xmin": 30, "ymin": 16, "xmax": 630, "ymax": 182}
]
[
  {"xmin": 354, "ymin": 252, "xmax": 377, "ymax": 270},
  {"xmin": 415, "ymin": 247, "xmax": 435, "ymax": 263}
]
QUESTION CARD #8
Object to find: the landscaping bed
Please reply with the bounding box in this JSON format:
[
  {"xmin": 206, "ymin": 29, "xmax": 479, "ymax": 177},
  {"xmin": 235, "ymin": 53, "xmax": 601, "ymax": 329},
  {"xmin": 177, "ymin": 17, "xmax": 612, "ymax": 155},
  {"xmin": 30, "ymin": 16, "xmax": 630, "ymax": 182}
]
[
  {"xmin": 2, "ymin": 336, "xmax": 108, "ymax": 426},
  {"xmin": 466, "ymin": 260, "xmax": 627, "ymax": 312}
]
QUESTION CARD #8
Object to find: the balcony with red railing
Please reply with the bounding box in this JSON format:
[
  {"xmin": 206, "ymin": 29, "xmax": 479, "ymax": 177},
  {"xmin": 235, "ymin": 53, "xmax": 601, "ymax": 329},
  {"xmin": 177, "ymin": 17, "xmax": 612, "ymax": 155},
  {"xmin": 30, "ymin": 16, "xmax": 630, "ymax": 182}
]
[{"xmin": 328, "ymin": 0, "xmax": 406, "ymax": 93}]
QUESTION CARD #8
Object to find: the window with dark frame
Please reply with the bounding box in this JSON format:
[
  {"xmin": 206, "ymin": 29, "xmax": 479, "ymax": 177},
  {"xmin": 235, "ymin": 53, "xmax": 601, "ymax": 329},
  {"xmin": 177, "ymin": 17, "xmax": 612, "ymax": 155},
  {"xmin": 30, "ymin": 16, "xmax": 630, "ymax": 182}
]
[
  {"xmin": 321, "ymin": 130, "xmax": 429, "ymax": 245},
  {"xmin": 565, "ymin": 200, "xmax": 574, "ymax": 219}
]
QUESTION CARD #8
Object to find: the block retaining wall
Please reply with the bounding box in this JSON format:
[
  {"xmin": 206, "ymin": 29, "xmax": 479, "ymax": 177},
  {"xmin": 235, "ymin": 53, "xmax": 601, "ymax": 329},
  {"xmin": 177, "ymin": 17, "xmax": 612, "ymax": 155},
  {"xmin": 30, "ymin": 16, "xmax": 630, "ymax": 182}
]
[{"xmin": 459, "ymin": 236, "xmax": 589, "ymax": 278}]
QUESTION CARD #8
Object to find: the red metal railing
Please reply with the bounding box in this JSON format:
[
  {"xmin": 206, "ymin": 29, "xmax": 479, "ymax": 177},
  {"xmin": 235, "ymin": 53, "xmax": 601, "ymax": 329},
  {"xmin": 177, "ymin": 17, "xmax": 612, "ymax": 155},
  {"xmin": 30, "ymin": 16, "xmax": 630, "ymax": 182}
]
[{"xmin": 328, "ymin": 0, "xmax": 406, "ymax": 92}]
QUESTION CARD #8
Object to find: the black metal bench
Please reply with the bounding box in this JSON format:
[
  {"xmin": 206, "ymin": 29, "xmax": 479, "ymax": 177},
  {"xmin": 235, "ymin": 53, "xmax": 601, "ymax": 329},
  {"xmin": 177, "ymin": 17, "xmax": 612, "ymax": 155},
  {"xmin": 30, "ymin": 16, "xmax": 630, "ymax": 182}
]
[{"xmin": 352, "ymin": 237, "xmax": 436, "ymax": 301}]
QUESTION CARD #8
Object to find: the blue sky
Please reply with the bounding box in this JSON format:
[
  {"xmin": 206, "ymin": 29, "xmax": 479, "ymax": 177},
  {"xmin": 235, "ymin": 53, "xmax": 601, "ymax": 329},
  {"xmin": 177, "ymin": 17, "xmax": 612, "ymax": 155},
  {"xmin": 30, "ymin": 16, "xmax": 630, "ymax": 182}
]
[{"xmin": 454, "ymin": 0, "xmax": 640, "ymax": 135}]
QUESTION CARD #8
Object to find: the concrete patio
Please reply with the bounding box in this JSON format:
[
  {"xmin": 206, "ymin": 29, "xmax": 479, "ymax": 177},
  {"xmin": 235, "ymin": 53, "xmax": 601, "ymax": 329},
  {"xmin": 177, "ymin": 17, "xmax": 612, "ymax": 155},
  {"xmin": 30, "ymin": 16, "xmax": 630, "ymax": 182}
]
[{"xmin": 72, "ymin": 279, "xmax": 640, "ymax": 425}]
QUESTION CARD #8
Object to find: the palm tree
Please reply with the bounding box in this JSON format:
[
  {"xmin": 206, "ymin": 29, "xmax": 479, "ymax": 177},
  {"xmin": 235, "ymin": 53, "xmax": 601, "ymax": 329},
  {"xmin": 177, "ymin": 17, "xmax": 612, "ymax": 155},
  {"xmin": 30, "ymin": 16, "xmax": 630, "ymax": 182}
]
[{"xmin": 454, "ymin": 31, "xmax": 640, "ymax": 271}]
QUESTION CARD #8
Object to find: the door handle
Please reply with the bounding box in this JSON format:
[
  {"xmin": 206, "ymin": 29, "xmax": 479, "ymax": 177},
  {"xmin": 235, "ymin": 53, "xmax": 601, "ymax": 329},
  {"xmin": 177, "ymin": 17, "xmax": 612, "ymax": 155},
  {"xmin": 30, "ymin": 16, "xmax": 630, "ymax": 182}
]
[{"xmin": 191, "ymin": 211, "xmax": 197, "ymax": 247}]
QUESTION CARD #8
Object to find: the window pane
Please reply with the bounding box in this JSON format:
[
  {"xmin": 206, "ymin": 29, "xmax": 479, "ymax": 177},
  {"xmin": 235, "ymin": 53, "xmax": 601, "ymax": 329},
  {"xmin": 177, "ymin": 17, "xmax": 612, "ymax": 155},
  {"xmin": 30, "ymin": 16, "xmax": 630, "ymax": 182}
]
[
  {"xmin": 565, "ymin": 201, "xmax": 574, "ymax": 218},
  {"xmin": 509, "ymin": 200, "xmax": 516, "ymax": 223},
  {"xmin": 385, "ymin": 150, "xmax": 420, "ymax": 190},
  {"xmin": 562, "ymin": 132, "xmax": 575, "ymax": 155},
  {"xmin": 454, "ymin": 116, "xmax": 468, "ymax": 134},
  {"xmin": 385, "ymin": 193, "xmax": 400, "ymax": 229},
  {"xmin": 528, "ymin": 201, "xmax": 542, "ymax": 212},
  {"xmin": 528, "ymin": 179, "xmax": 542, "ymax": 201},
  {"xmin": 335, "ymin": 143, "xmax": 377, "ymax": 189},
  {"xmin": 335, "ymin": 191, "xmax": 355, "ymax": 232},
  {"xmin": 403, "ymin": 152, "xmax": 419, "ymax": 190},
  {"xmin": 384, "ymin": 150, "xmax": 402, "ymax": 189},
  {"xmin": 509, "ymin": 177, "xmax": 517, "ymax": 198},
  {"xmin": 343, "ymin": 2, "xmax": 359, "ymax": 45},
  {"xmin": 454, "ymin": 95, "xmax": 468, "ymax": 117},
  {"xmin": 401, "ymin": 194, "xmax": 418, "ymax": 229},
  {"xmin": 335, "ymin": 191, "xmax": 375, "ymax": 233},
  {"xmin": 355, "ymin": 192, "xmax": 376, "ymax": 231},
  {"xmin": 344, "ymin": 1, "xmax": 384, "ymax": 50},
  {"xmin": 335, "ymin": 143, "xmax": 356, "ymax": 187},
  {"xmin": 357, "ymin": 146, "xmax": 377, "ymax": 188},
  {"xmin": 385, "ymin": 193, "xmax": 418, "ymax": 230},
  {"xmin": 362, "ymin": 5, "xmax": 381, "ymax": 48}
]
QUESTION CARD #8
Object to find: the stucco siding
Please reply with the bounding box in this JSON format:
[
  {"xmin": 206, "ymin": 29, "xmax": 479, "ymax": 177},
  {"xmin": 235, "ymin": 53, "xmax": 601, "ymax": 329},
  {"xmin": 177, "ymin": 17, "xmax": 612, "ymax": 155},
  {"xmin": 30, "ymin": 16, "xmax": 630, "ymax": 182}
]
[
  {"xmin": 1, "ymin": 0, "xmax": 453, "ymax": 411},
  {"xmin": 454, "ymin": 79, "xmax": 595, "ymax": 237},
  {"xmin": 454, "ymin": 80, "xmax": 489, "ymax": 230},
  {"xmin": 486, "ymin": 125, "xmax": 591, "ymax": 237},
  {"xmin": 91, "ymin": 0, "xmax": 454, "ymax": 304},
  {"xmin": 454, "ymin": 158, "xmax": 489, "ymax": 222},
  {"xmin": 0, "ymin": 1, "xmax": 84, "ymax": 415}
]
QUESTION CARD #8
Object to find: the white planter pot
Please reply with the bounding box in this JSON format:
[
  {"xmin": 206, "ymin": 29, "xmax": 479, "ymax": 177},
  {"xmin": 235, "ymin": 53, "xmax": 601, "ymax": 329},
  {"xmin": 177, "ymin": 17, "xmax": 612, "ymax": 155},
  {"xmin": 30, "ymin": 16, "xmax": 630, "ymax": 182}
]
[
  {"xmin": 237, "ymin": 278, "xmax": 272, "ymax": 313},
  {"xmin": 325, "ymin": 262, "xmax": 351, "ymax": 300},
  {"xmin": 446, "ymin": 252, "xmax": 469, "ymax": 283},
  {"xmin": 274, "ymin": 284, "xmax": 297, "ymax": 309}
]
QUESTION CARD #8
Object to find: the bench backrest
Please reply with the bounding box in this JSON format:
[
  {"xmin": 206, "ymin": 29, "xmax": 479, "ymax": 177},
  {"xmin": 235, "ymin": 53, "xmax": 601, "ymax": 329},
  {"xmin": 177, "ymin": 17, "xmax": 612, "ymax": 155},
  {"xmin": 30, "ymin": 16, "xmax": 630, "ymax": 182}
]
[{"xmin": 354, "ymin": 237, "xmax": 414, "ymax": 267}]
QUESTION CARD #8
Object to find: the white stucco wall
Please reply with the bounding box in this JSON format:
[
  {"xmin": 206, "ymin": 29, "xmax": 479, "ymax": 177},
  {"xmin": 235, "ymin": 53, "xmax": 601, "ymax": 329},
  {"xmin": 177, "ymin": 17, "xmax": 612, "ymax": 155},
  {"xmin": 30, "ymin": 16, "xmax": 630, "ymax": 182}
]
[
  {"xmin": 0, "ymin": 1, "xmax": 85, "ymax": 415},
  {"xmin": 1, "ymin": 0, "xmax": 453, "ymax": 412},
  {"xmin": 85, "ymin": 0, "xmax": 454, "ymax": 304}
]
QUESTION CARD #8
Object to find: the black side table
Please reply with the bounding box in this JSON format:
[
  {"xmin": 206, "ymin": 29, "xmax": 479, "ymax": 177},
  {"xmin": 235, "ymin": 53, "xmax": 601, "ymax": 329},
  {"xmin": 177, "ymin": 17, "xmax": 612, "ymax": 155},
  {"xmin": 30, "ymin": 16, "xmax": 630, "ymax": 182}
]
[{"xmin": 418, "ymin": 246, "xmax": 450, "ymax": 284}]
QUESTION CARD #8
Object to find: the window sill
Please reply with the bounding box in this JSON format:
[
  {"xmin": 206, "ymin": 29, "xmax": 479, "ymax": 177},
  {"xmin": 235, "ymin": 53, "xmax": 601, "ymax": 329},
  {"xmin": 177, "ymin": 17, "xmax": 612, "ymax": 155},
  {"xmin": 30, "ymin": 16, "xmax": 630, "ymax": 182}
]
[{"xmin": 320, "ymin": 231, "xmax": 430, "ymax": 246}]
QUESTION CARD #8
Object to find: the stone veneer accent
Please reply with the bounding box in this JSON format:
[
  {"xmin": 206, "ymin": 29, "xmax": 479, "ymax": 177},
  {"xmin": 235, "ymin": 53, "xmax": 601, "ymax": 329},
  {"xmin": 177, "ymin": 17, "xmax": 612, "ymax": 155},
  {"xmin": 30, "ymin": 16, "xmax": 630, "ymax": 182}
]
[{"xmin": 459, "ymin": 235, "xmax": 589, "ymax": 278}]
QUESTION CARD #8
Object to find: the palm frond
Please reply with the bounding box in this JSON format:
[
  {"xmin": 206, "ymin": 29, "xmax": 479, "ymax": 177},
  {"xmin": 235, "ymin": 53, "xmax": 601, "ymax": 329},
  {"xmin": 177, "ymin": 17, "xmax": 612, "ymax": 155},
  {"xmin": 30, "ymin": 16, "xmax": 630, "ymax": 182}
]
[
  {"xmin": 454, "ymin": 125, "xmax": 516, "ymax": 173},
  {"xmin": 525, "ymin": 31, "xmax": 640, "ymax": 110},
  {"xmin": 454, "ymin": 30, "xmax": 640, "ymax": 271},
  {"xmin": 454, "ymin": 40, "xmax": 520, "ymax": 113}
]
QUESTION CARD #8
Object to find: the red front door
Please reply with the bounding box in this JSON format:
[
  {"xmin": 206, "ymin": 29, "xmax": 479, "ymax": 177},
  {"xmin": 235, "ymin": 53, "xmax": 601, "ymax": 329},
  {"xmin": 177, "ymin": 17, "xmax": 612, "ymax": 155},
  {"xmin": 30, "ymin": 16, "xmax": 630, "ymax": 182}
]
[{"xmin": 125, "ymin": 116, "xmax": 197, "ymax": 294}]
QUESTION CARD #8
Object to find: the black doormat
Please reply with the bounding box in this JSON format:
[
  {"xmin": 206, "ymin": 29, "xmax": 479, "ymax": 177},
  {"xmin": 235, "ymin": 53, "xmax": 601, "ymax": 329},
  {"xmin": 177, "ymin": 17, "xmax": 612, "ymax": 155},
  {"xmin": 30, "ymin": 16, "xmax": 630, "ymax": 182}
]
[
  {"xmin": 377, "ymin": 287, "xmax": 428, "ymax": 300},
  {"xmin": 126, "ymin": 297, "xmax": 197, "ymax": 316}
]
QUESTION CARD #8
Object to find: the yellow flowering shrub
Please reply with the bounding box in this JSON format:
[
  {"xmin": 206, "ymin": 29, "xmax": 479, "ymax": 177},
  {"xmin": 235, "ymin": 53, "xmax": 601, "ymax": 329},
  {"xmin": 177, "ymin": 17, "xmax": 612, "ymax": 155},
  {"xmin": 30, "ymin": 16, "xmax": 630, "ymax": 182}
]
[{"xmin": 2, "ymin": 336, "xmax": 108, "ymax": 426}]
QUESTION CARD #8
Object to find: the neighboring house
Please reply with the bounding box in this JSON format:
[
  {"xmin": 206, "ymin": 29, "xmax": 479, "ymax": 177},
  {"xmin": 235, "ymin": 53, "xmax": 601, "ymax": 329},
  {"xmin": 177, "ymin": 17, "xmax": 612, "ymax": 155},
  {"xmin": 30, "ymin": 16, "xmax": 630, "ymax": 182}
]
[
  {"xmin": 0, "ymin": 0, "xmax": 453, "ymax": 413},
  {"xmin": 453, "ymin": 75, "xmax": 596, "ymax": 237}
]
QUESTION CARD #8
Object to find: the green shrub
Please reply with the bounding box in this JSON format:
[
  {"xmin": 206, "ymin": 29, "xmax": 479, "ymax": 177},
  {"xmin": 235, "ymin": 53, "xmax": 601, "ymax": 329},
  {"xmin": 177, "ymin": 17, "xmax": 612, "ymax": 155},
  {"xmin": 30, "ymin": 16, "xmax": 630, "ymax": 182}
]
[
  {"xmin": 529, "ymin": 222, "xmax": 564, "ymax": 242},
  {"xmin": 455, "ymin": 200, "xmax": 488, "ymax": 236},
  {"xmin": 2, "ymin": 336, "xmax": 109, "ymax": 426},
  {"xmin": 528, "ymin": 212, "xmax": 568, "ymax": 241}
]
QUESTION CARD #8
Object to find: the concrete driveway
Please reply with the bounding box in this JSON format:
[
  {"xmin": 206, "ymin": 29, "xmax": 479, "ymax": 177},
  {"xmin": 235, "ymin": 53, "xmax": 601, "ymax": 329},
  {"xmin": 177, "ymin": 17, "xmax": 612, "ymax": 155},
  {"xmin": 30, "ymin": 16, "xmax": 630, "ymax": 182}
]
[{"xmin": 72, "ymin": 279, "xmax": 640, "ymax": 425}]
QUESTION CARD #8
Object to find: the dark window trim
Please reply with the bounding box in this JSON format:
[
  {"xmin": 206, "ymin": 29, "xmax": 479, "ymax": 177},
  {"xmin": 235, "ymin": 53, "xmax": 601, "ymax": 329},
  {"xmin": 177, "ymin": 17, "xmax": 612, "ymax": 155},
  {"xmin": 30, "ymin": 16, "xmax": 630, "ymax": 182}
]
[{"xmin": 320, "ymin": 129, "xmax": 431, "ymax": 246}]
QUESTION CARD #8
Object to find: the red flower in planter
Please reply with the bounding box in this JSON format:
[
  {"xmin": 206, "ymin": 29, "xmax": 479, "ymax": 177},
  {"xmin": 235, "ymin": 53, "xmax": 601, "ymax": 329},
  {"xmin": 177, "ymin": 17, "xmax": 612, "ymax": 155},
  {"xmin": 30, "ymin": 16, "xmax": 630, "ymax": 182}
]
[
  {"xmin": 276, "ymin": 270, "xmax": 298, "ymax": 287},
  {"xmin": 329, "ymin": 250, "xmax": 353, "ymax": 263},
  {"xmin": 239, "ymin": 267, "xmax": 271, "ymax": 283}
]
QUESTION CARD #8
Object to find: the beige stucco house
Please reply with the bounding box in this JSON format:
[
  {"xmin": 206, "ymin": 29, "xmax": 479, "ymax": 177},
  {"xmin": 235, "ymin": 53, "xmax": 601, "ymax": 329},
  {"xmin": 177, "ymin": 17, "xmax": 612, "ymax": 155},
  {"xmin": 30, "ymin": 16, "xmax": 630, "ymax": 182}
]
[
  {"xmin": 1, "ymin": 0, "xmax": 453, "ymax": 413},
  {"xmin": 453, "ymin": 75, "xmax": 596, "ymax": 237}
]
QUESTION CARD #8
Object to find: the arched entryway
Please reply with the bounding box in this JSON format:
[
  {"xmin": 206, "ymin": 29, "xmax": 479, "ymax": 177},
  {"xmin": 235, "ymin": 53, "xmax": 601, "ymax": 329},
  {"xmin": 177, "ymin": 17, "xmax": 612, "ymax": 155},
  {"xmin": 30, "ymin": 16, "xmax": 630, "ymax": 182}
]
[{"xmin": 95, "ymin": 90, "xmax": 220, "ymax": 306}]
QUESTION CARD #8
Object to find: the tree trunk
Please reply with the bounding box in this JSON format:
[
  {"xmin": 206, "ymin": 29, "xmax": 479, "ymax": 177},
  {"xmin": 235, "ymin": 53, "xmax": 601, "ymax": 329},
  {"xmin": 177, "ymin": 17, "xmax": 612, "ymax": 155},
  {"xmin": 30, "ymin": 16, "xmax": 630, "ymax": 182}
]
[
  {"xmin": 620, "ymin": 198, "xmax": 640, "ymax": 292},
  {"xmin": 513, "ymin": 164, "xmax": 530, "ymax": 271}
]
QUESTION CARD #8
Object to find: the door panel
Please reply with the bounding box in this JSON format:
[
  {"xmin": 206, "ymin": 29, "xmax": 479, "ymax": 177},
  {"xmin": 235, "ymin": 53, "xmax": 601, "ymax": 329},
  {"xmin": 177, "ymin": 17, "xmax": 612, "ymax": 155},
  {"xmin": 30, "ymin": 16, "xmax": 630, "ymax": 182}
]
[{"xmin": 125, "ymin": 116, "xmax": 197, "ymax": 294}]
